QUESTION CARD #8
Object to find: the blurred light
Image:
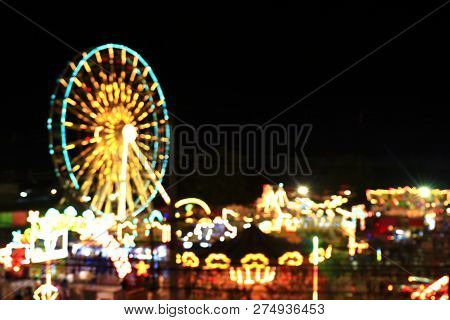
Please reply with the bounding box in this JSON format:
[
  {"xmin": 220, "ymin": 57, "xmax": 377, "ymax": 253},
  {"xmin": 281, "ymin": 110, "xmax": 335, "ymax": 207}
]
[
  {"xmin": 183, "ymin": 242, "xmax": 193, "ymax": 249},
  {"xmin": 297, "ymin": 186, "xmax": 309, "ymax": 196},
  {"xmin": 343, "ymin": 190, "xmax": 351, "ymax": 196},
  {"xmin": 376, "ymin": 248, "xmax": 382, "ymax": 262},
  {"xmin": 20, "ymin": 192, "xmax": 28, "ymax": 198},
  {"xmin": 418, "ymin": 186, "xmax": 431, "ymax": 198},
  {"xmin": 375, "ymin": 211, "xmax": 381, "ymax": 218},
  {"xmin": 50, "ymin": 189, "xmax": 57, "ymax": 195},
  {"xmin": 424, "ymin": 213, "xmax": 436, "ymax": 231},
  {"xmin": 388, "ymin": 284, "xmax": 393, "ymax": 291},
  {"xmin": 122, "ymin": 124, "xmax": 137, "ymax": 142}
]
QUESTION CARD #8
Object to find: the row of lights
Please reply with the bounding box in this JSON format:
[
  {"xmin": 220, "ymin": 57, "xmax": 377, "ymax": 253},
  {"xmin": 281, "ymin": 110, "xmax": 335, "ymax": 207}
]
[
  {"xmin": 19, "ymin": 189, "xmax": 58, "ymax": 198},
  {"xmin": 297, "ymin": 185, "xmax": 352, "ymax": 197},
  {"xmin": 18, "ymin": 185, "xmax": 431, "ymax": 200},
  {"xmin": 299, "ymin": 185, "xmax": 433, "ymax": 200}
]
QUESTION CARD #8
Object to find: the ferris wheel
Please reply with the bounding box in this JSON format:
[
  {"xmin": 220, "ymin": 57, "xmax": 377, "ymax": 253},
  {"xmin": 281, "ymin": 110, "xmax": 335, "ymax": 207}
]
[{"xmin": 48, "ymin": 44, "xmax": 171, "ymax": 220}]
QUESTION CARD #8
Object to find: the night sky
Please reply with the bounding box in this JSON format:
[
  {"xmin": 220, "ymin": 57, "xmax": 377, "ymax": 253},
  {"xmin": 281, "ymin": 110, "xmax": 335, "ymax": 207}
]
[{"xmin": 1, "ymin": 1, "xmax": 450, "ymax": 205}]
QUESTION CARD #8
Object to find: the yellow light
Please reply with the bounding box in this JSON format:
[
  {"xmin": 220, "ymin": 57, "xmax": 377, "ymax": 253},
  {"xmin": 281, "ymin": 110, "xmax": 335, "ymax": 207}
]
[
  {"xmin": 387, "ymin": 284, "xmax": 393, "ymax": 291},
  {"xmin": 376, "ymin": 249, "xmax": 382, "ymax": 262},
  {"xmin": 204, "ymin": 253, "xmax": 231, "ymax": 270},
  {"xmin": 179, "ymin": 251, "xmax": 200, "ymax": 268},
  {"xmin": 241, "ymin": 253, "xmax": 269, "ymax": 267},
  {"xmin": 83, "ymin": 62, "xmax": 91, "ymax": 73},
  {"xmin": 134, "ymin": 260, "xmax": 150, "ymax": 277},
  {"xmin": 230, "ymin": 253, "xmax": 276, "ymax": 285},
  {"xmin": 95, "ymin": 51, "xmax": 102, "ymax": 63},
  {"xmin": 175, "ymin": 198, "xmax": 212, "ymax": 216},
  {"xmin": 278, "ymin": 251, "xmax": 303, "ymax": 266},
  {"xmin": 34, "ymin": 264, "xmax": 58, "ymax": 300}
]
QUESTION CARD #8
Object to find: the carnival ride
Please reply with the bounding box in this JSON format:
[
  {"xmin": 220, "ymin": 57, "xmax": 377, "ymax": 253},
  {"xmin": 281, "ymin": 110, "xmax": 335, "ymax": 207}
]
[
  {"xmin": 48, "ymin": 44, "xmax": 171, "ymax": 218},
  {"xmin": 0, "ymin": 44, "xmax": 448, "ymax": 300},
  {"xmin": 2, "ymin": 44, "xmax": 173, "ymax": 299}
]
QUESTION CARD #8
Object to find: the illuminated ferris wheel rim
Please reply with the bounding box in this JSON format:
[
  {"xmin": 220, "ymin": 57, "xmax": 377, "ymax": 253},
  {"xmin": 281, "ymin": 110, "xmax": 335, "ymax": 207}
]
[{"xmin": 49, "ymin": 43, "xmax": 171, "ymax": 217}]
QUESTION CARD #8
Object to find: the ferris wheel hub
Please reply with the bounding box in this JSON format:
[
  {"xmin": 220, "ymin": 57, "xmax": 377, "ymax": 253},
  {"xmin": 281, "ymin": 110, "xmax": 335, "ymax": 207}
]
[{"xmin": 122, "ymin": 124, "xmax": 137, "ymax": 143}]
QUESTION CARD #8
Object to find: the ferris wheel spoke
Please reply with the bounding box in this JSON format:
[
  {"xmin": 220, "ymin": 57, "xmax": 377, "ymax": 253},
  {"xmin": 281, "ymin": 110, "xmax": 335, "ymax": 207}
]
[
  {"xmin": 82, "ymin": 86, "xmax": 106, "ymax": 114},
  {"xmin": 126, "ymin": 179, "xmax": 135, "ymax": 213},
  {"xmin": 129, "ymin": 156, "xmax": 149, "ymax": 205},
  {"xmin": 138, "ymin": 134, "xmax": 169, "ymax": 144},
  {"xmin": 81, "ymin": 149, "xmax": 110, "ymax": 193},
  {"xmin": 130, "ymin": 141, "xmax": 170, "ymax": 205},
  {"xmin": 61, "ymin": 122, "xmax": 97, "ymax": 132},
  {"xmin": 131, "ymin": 99, "xmax": 153, "ymax": 116},
  {"xmin": 136, "ymin": 141, "xmax": 152, "ymax": 153},
  {"xmin": 134, "ymin": 100, "xmax": 157, "ymax": 120},
  {"xmin": 70, "ymin": 92, "xmax": 100, "ymax": 121},
  {"xmin": 69, "ymin": 144, "xmax": 99, "ymax": 169},
  {"xmin": 76, "ymin": 149, "xmax": 105, "ymax": 184},
  {"xmin": 65, "ymin": 105, "xmax": 98, "ymax": 127},
  {"xmin": 81, "ymin": 61, "xmax": 103, "ymax": 92},
  {"xmin": 80, "ymin": 174, "xmax": 94, "ymax": 198},
  {"xmin": 137, "ymin": 120, "xmax": 158, "ymax": 130},
  {"xmin": 62, "ymin": 137, "xmax": 100, "ymax": 151},
  {"xmin": 95, "ymin": 180, "xmax": 113, "ymax": 213}
]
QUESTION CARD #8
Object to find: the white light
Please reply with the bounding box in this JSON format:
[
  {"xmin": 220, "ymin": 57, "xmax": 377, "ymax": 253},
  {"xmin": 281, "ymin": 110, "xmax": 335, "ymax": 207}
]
[
  {"xmin": 109, "ymin": 192, "xmax": 118, "ymax": 201},
  {"xmin": 64, "ymin": 206, "xmax": 78, "ymax": 217},
  {"xmin": 50, "ymin": 188, "xmax": 57, "ymax": 195},
  {"xmin": 81, "ymin": 195, "xmax": 91, "ymax": 202},
  {"xmin": 344, "ymin": 190, "xmax": 351, "ymax": 196},
  {"xmin": 20, "ymin": 191, "xmax": 28, "ymax": 198},
  {"xmin": 183, "ymin": 242, "xmax": 193, "ymax": 249},
  {"xmin": 297, "ymin": 186, "xmax": 309, "ymax": 196},
  {"xmin": 122, "ymin": 124, "xmax": 137, "ymax": 142},
  {"xmin": 376, "ymin": 211, "xmax": 381, "ymax": 218},
  {"xmin": 418, "ymin": 186, "xmax": 431, "ymax": 198},
  {"xmin": 425, "ymin": 213, "xmax": 436, "ymax": 231}
]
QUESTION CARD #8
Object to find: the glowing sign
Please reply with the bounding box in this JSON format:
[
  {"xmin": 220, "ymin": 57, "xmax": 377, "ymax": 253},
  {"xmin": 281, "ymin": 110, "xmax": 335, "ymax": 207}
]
[
  {"xmin": 33, "ymin": 265, "xmax": 58, "ymax": 300},
  {"xmin": 204, "ymin": 253, "xmax": 231, "ymax": 270},
  {"xmin": 134, "ymin": 260, "xmax": 150, "ymax": 277},
  {"xmin": 176, "ymin": 251, "xmax": 200, "ymax": 268},
  {"xmin": 29, "ymin": 229, "xmax": 68, "ymax": 263},
  {"xmin": 278, "ymin": 251, "xmax": 303, "ymax": 266},
  {"xmin": 230, "ymin": 253, "xmax": 276, "ymax": 285}
]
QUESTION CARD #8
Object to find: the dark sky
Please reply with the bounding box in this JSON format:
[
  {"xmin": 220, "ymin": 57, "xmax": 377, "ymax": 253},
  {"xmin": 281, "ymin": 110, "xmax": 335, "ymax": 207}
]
[{"xmin": 1, "ymin": 1, "xmax": 450, "ymax": 205}]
